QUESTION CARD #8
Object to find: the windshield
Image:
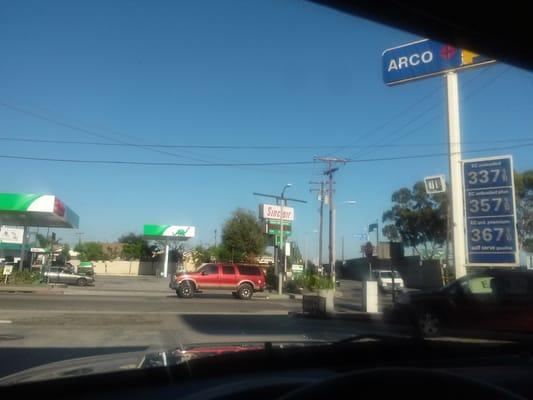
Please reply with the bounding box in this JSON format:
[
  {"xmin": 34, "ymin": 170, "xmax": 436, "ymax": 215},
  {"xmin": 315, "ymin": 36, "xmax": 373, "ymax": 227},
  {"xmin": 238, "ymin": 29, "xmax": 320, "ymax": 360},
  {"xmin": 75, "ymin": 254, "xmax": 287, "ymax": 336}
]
[
  {"xmin": 0, "ymin": 0, "xmax": 532, "ymax": 385},
  {"xmin": 379, "ymin": 271, "xmax": 401, "ymax": 279}
]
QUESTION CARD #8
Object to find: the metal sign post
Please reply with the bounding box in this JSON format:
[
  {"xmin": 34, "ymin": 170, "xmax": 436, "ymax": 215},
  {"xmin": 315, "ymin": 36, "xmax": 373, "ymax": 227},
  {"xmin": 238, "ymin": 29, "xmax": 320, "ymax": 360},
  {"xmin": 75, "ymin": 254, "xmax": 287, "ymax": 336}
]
[
  {"xmin": 445, "ymin": 72, "xmax": 467, "ymax": 278},
  {"xmin": 383, "ymin": 39, "xmax": 496, "ymax": 279}
]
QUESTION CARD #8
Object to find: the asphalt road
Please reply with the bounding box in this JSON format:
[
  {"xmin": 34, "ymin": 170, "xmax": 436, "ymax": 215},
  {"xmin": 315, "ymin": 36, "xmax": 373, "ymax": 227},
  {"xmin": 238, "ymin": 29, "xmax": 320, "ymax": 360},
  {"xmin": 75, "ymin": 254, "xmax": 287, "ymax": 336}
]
[{"xmin": 0, "ymin": 284, "xmax": 407, "ymax": 378}]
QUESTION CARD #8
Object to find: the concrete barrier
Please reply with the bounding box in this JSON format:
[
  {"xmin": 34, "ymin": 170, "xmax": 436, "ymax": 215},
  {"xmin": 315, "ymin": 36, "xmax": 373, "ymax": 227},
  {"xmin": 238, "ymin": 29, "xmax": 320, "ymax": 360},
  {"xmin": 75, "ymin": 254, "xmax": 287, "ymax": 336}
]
[{"xmin": 95, "ymin": 261, "xmax": 139, "ymax": 276}]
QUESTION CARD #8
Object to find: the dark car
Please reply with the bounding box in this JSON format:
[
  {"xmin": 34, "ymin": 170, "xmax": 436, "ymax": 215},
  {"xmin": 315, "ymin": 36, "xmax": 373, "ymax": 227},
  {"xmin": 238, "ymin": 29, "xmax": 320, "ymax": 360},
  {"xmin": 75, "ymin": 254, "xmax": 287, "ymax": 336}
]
[
  {"xmin": 169, "ymin": 263, "xmax": 266, "ymax": 300},
  {"xmin": 389, "ymin": 270, "xmax": 533, "ymax": 337}
]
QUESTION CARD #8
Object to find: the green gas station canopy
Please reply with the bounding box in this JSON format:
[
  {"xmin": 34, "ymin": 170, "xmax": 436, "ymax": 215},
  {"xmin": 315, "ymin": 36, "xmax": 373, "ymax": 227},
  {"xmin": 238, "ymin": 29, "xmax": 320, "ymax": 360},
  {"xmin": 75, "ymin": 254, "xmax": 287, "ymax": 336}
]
[
  {"xmin": 143, "ymin": 224, "xmax": 195, "ymax": 240},
  {"xmin": 0, "ymin": 193, "xmax": 79, "ymax": 228}
]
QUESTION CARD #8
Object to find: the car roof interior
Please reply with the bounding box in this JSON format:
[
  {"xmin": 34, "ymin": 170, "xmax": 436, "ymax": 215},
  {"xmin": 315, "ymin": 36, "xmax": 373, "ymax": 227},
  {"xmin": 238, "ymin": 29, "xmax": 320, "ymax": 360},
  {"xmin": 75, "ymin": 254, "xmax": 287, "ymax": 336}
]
[{"xmin": 310, "ymin": 0, "xmax": 532, "ymax": 71}]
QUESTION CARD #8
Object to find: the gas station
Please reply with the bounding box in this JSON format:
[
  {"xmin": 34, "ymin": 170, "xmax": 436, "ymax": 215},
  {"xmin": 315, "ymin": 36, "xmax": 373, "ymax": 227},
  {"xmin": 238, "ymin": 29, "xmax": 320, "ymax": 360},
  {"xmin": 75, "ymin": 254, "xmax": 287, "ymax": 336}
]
[
  {"xmin": 143, "ymin": 224, "xmax": 196, "ymax": 277},
  {"xmin": 0, "ymin": 193, "xmax": 79, "ymax": 270}
]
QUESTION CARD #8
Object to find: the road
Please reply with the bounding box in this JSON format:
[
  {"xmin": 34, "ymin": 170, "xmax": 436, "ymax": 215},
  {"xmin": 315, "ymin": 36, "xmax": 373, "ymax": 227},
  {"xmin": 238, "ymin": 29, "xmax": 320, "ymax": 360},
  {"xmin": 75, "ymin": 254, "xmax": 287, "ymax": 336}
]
[
  {"xmin": 0, "ymin": 278, "xmax": 408, "ymax": 378},
  {"xmin": 335, "ymin": 279, "xmax": 396, "ymax": 312}
]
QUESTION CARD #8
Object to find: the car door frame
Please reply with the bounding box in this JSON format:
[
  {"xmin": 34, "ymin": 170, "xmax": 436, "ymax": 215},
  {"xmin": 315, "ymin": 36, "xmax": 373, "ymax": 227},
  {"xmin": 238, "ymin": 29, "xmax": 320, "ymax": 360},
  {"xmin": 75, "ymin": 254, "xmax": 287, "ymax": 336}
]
[
  {"xmin": 198, "ymin": 263, "xmax": 221, "ymax": 289},
  {"xmin": 220, "ymin": 264, "xmax": 238, "ymax": 289}
]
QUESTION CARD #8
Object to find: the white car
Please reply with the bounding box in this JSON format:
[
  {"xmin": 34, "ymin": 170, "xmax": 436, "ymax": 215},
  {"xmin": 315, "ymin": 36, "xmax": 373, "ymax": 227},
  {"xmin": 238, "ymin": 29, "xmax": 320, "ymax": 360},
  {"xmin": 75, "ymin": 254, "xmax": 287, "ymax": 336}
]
[{"xmin": 371, "ymin": 270, "xmax": 404, "ymax": 292}]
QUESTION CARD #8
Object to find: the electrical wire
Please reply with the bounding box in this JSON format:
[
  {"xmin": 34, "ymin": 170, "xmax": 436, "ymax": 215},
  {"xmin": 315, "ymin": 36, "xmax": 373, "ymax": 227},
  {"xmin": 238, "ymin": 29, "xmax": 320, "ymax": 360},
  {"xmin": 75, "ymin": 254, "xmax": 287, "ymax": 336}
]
[
  {"xmin": 0, "ymin": 136, "xmax": 531, "ymax": 149},
  {"xmin": 347, "ymin": 66, "xmax": 511, "ymax": 161},
  {"xmin": 0, "ymin": 141, "xmax": 531, "ymax": 167}
]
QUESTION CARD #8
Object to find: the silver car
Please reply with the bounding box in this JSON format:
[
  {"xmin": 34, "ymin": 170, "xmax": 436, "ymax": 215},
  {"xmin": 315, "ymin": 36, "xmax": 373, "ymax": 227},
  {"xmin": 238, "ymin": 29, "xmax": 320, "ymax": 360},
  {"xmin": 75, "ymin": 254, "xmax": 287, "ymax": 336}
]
[{"xmin": 44, "ymin": 266, "xmax": 95, "ymax": 286}]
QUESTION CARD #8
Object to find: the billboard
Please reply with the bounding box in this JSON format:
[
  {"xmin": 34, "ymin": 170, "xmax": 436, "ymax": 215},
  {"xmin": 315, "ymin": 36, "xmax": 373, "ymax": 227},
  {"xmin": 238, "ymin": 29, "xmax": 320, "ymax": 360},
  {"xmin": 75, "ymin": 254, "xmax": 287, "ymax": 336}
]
[
  {"xmin": 0, "ymin": 226, "xmax": 24, "ymax": 244},
  {"xmin": 463, "ymin": 156, "xmax": 519, "ymax": 265},
  {"xmin": 259, "ymin": 204, "xmax": 294, "ymax": 221}
]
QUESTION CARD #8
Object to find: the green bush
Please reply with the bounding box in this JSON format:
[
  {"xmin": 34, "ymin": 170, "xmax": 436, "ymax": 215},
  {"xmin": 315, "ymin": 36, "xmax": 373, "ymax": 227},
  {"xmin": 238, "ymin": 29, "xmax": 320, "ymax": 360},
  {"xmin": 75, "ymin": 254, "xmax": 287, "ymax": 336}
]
[
  {"xmin": 0, "ymin": 268, "xmax": 41, "ymax": 285},
  {"xmin": 288, "ymin": 271, "xmax": 334, "ymax": 292}
]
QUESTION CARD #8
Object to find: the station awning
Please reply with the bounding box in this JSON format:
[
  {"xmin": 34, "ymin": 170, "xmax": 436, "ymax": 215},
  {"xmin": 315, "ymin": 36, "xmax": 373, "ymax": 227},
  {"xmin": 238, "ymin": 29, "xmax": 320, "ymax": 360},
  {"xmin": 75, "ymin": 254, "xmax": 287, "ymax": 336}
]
[{"xmin": 0, "ymin": 193, "xmax": 79, "ymax": 228}]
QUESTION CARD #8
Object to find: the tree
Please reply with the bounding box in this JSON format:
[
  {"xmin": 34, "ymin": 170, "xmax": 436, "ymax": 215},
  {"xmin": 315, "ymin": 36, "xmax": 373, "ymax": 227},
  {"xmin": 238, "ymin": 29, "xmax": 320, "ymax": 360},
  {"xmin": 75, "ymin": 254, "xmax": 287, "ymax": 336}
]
[
  {"xmin": 382, "ymin": 181, "xmax": 447, "ymax": 259},
  {"xmin": 118, "ymin": 233, "xmax": 151, "ymax": 261},
  {"xmin": 221, "ymin": 208, "xmax": 266, "ymax": 263},
  {"xmin": 35, "ymin": 233, "xmax": 49, "ymax": 249},
  {"xmin": 191, "ymin": 245, "xmax": 215, "ymax": 267},
  {"xmin": 56, "ymin": 244, "xmax": 71, "ymax": 265},
  {"xmin": 515, "ymin": 170, "xmax": 533, "ymax": 249},
  {"xmin": 75, "ymin": 242, "xmax": 105, "ymax": 262}
]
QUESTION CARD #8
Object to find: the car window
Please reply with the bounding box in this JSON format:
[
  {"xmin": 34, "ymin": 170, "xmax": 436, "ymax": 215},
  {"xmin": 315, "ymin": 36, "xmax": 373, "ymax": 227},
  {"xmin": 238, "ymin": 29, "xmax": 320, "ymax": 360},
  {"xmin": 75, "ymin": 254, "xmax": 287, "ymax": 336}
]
[
  {"xmin": 461, "ymin": 276, "xmax": 494, "ymax": 295},
  {"xmin": 500, "ymin": 277, "xmax": 529, "ymax": 295},
  {"xmin": 237, "ymin": 266, "xmax": 261, "ymax": 276},
  {"xmin": 222, "ymin": 266, "xmax": 235, "ymax": 275},
  {"xmin": 1, "ymin": 0, "xmax": 532, "ymax": 386},
  {"xmin": 200, "ymin": 264, "xmax": 218, "ymax": 275}
]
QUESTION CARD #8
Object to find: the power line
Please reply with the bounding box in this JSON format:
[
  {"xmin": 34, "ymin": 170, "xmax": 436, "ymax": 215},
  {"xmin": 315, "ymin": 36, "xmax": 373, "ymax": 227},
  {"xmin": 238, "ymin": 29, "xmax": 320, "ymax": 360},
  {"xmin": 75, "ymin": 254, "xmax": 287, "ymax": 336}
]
[
  {"xmin": 0, "ymin": 101, "xmax": 215, "ymax": 164},
  {"xmin": 0, "ymin": 135, "xmax": 531, "ymax": 149},
  {"xmin": 330, "ymin": 67, "xmax": 492, "ymax": 159},
  {"xmin": 0, "ymin": 141, "xmax": 531, "ymax": 167},
  {"xmin": 347, "ymin": 66, "xmax": 510, "ymax": 161}
]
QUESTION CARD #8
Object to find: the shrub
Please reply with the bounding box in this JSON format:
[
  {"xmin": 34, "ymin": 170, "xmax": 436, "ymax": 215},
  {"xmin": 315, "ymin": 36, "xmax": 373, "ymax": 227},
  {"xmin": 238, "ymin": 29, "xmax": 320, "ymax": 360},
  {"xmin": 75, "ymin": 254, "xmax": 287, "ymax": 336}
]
[{"xmin": 0, "ymin": 269, "xmax": 41, "ymax": 285}]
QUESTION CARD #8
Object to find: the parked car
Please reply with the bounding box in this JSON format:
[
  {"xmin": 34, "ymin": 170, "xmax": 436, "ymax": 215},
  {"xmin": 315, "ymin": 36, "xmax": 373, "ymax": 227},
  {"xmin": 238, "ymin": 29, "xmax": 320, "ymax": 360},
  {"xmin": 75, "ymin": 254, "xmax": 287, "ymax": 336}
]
[
  {"xmin": 371, "ymin": 269, "xmax": 404, "ymax": 292},
  {"xmin": 44, "ymin": 266, "xmax": 95, "ymax": 286},
  {"xmin": 388, "ymin": 269, "xmax": 533, "ymax": 337},
  {"xmin": 77, "ymin": 261, "xmax": 95, "ymax": 276},
  {"xmin": 169, "ymin": 263, "xmax": 266, "ymax": 300}
]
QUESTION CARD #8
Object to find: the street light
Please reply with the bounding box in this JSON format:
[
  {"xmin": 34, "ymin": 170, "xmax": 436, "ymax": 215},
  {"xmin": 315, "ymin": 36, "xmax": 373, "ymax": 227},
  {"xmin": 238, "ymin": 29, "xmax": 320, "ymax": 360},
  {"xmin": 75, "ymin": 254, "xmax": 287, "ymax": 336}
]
[{"xmin": 278, "ymin": 183, "xmax": 292, "ymax": 295}]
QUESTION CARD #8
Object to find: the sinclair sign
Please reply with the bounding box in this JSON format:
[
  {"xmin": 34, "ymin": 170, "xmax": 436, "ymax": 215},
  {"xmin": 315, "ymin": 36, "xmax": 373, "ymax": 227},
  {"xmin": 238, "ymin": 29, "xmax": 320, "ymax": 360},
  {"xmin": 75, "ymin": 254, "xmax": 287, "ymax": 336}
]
[{"xmin": 259, "ymin": 204, "xmax": 294, "ymax": 221}]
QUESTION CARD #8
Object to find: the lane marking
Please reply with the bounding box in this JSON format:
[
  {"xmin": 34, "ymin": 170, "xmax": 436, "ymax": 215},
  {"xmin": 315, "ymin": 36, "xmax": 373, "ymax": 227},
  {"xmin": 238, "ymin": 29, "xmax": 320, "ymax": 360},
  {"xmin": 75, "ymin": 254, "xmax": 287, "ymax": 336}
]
[{"xmin": 0, "ymin": 320, "xmax": 13, "ymax": 324}]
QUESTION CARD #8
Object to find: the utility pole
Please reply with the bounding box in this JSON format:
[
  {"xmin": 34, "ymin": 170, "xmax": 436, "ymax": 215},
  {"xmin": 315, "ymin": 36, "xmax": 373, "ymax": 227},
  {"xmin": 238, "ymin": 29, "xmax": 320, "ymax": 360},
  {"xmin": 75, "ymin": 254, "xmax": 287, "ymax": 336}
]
[
  {"xmin": 309, "ymin": 181, "xmax": 325, "ymax": 274},
  {"xmin": 214, "ymin": 229, "xmax": 217, "ymax": 247},
  {"xmin": 342, "ymin": 235, "xmax": 344, "ymax": 263},
  {"xmin": 253, "ymin": 190, "xmax": 306, "ymax": 295},
  {"xmin": 314, "ymin": 157, "xmax": 346, "ymax": 287},
  {"xmin": 304, "ymin": 232, "xmax": 308, "ymax": 270},
  {"xmin": 76, "ymin": 232, "xmax": 84, "ymax": 247}
]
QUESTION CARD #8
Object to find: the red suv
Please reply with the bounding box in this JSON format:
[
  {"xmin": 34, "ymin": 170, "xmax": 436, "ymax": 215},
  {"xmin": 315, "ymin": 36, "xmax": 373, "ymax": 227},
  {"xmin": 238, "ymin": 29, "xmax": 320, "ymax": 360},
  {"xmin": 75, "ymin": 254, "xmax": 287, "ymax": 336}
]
[{"xmin": 170, "ymin": 263, "xmax": 266, "ymax": 300}]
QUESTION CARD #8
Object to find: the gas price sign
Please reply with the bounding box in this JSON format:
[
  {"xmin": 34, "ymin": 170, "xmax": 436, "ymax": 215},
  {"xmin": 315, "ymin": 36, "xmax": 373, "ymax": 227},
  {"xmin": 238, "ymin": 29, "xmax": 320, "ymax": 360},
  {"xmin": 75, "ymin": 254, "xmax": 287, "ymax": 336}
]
[{"xmin": 463, "ymin": 156, "xmax": 519, "ymax": 265}]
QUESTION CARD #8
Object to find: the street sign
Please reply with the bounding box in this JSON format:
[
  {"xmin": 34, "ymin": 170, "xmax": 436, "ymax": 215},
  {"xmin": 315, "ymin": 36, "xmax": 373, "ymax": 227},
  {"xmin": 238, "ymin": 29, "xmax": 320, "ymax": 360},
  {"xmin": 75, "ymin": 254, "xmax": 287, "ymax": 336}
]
[
  {"xmin": 2, "ymin": 265, "xmax": 13, "ymax": 275},
  {"xmin": 265, "ymin": 222, "xmax": 292, "ymax": 233},
  {"xmin": 463, "ymin": 156, "xmax": 519, "ymax": 265},
  {"xmin": 383, "ymin": 39, "xmax": 496, "ymax": 85},
  {"xmin": 424, "ymin": 175, "xmax": 446, "ymax": 194},
  {"xmin": 292, "ymin": 264, "xmax": 304, "ymax": 274},
  {"xmin": 268, "ymin": 229, "xmax": 292, "ymax": 236}
]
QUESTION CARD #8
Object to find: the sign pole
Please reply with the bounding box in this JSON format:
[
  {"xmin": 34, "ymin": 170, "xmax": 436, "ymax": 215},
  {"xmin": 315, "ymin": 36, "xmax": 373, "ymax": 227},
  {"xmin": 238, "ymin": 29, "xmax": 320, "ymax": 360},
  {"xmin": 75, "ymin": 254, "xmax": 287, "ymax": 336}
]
[
  {"xmin": 163, "ymin": 241, "xmax": 169, "ymax": 278},
  {"xmin": 18, "ymin": 225, "xmax": 27, "ymax": 271},
  {"xmin": 445, "ymin": 71, "xmax": 467, "ymax": 279},
  {"xmin": 279, "ymin": 198, "xmax": 285, "ymax": 295}
]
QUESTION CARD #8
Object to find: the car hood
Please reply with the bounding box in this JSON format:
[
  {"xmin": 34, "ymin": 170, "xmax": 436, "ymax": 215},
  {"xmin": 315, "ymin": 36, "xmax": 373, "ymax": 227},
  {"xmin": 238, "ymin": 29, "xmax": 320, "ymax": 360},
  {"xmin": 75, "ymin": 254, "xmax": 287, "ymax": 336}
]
[{"xmin": 0, "ymin": 342, "xmax": 316, "ymax": 385}]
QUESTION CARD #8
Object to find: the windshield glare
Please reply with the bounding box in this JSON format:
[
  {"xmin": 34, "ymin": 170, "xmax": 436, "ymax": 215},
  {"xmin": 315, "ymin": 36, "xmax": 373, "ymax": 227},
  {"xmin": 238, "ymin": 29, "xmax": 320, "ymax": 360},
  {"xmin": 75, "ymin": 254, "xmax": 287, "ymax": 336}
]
[{"xmin": 0, "ymin": 0, "xmax": 531, "ymax": 385}]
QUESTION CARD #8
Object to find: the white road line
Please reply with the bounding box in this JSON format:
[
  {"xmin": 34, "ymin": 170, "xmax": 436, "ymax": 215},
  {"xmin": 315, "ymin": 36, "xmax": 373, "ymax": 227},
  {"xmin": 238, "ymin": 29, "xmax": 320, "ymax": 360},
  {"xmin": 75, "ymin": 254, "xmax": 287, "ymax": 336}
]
[{"xmin": 0, "ymin": 320, "xmax": 13, "ymax": 324}]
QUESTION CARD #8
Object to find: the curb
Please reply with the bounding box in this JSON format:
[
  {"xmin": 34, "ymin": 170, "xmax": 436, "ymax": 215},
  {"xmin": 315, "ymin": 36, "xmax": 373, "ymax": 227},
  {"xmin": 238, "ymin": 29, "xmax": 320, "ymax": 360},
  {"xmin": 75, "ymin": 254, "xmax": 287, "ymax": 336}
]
[{"xmin": 0, "ymin": 288, "xmax": 65, "ymax": 295}]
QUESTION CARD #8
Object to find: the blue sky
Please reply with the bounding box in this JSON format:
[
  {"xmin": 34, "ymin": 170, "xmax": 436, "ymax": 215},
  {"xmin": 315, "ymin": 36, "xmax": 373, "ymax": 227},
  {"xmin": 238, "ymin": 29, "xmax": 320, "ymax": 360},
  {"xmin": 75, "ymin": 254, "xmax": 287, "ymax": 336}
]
[{"xmin": 1, "ymin": 0, "xmax": 532, "ymax": 260}]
